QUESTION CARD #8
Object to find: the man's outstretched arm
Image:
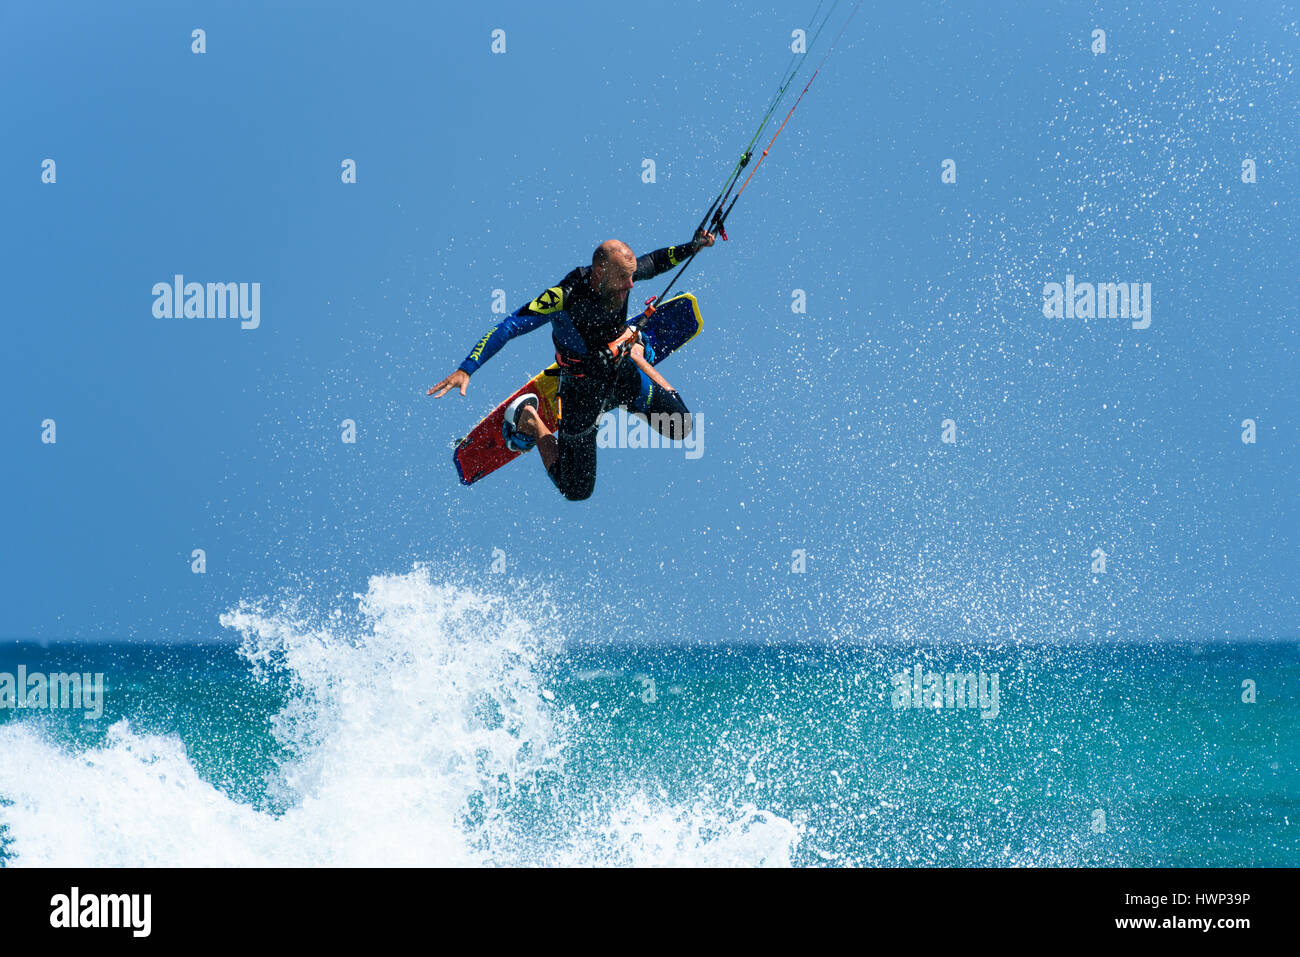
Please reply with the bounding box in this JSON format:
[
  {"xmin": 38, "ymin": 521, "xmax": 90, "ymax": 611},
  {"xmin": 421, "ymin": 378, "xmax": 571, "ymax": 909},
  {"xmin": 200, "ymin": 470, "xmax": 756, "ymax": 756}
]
[
  {"xmin": 457, "ymin": 306, "xmax": 551, "ymax": 377},
  {"xmin": 633, "ymin": 228, "xmax": 716, "ymax": 281},
  {"xmin": 427, "ymin": 284, "xmax": 568, "ymax": 397}
]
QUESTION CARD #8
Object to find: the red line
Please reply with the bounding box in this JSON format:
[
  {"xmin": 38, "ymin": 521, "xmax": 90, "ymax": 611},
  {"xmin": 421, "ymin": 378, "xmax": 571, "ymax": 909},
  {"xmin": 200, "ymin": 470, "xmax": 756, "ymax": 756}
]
[{"xmin": 733, "ymin": 0, "xmax": 863, "ymax": 203}]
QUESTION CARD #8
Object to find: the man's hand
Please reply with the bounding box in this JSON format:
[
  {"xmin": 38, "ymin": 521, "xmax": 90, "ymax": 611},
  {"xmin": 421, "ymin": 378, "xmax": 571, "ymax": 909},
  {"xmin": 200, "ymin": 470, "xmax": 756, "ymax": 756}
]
[
  {"xmin": 629, "ymin": 341, "xmax": 674, "ymax": 392},
  {"xmin": 693, "ymin": 228, "xmax": 716, "ymax": 250},
  {"xmin": 427, "ymin": 369, "xmax": 469, "ymax": 397}
]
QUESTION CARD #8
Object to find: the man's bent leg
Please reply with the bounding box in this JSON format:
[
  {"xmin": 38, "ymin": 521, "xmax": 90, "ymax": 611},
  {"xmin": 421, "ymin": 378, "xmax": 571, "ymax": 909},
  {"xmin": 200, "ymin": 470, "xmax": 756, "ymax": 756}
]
[
  {"xmin": 515, "ymin": 405, "xmax": 559, "ymax": 472},
  {"xmin": 516, "ymin": 376, "xmax": 601, "ymax": 501},
  {"xmin": 623, "ymin": 364, "xmax": 693, "ymax": 440},
  {"xmin": 547, "ymin": 426, "xmax": 598, "ymax": 501}
]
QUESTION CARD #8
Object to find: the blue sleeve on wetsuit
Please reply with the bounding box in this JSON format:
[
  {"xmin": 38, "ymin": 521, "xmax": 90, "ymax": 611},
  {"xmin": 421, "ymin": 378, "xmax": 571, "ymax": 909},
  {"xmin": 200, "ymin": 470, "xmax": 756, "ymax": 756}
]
[{"xmin": 458, "ymin": 308, "xmax": 551, "ymax": 376}]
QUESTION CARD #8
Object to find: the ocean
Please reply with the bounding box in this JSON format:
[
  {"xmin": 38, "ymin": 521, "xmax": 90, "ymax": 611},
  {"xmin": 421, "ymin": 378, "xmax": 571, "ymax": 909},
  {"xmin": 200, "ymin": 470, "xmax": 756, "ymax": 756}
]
[{"xmin": 1, "ymin": 569, "xmax": 1294, "ymax": 867}]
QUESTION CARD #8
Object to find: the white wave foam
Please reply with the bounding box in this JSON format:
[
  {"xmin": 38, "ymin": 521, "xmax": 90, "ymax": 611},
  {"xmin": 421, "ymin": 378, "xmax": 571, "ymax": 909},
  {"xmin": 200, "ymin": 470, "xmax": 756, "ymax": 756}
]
[{"xmin": 0, "ymin": 567, "xmax": 796, "ymax": 867}]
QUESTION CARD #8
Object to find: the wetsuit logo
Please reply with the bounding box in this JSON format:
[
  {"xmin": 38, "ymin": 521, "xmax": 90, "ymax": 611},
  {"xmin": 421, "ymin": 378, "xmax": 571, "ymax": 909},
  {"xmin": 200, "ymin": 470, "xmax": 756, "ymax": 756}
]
[
  {"xmin": 527, "ymin": 287, "xmax": 565, "ymax": 314},
  {"xmin": 468, "ymin": 329, "xmax": 494, "ymax": 362}
]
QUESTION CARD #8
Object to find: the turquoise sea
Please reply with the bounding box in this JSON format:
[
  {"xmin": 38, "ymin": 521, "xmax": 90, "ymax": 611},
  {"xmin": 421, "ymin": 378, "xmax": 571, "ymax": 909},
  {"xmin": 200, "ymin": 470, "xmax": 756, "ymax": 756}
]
[{"xmin": 1, "ymin": 571, "xmax": 1294, "ymax": 867}]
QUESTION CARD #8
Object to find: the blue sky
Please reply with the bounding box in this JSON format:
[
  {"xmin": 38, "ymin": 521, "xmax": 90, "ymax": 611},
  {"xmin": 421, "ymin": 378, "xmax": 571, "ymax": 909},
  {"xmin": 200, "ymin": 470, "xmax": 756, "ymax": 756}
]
[{"xmin": 2, "ymin": 0, "xmax": 1295, "ymax": 645}]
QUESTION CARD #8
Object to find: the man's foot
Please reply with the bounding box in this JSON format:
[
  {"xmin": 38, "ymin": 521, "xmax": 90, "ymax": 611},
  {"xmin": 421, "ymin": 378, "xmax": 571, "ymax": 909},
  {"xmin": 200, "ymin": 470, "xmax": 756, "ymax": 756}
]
[
  {"xmin": 517, "ymin": 401, "xmax": 560, "ymax": 472},
  {"xmin": 502, "ymin": 394, "xmax": 539, "ymax": 452},
  {"xmin": 516, "ymin": 403, "xmax": 550, "ymax": 439}
]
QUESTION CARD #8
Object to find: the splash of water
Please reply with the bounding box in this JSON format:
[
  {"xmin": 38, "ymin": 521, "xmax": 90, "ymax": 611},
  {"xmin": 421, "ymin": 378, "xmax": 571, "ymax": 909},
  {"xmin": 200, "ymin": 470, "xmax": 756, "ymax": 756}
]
[{"xmin": 0, "ymin": 567, "xmax": 796, "ymax": 866}]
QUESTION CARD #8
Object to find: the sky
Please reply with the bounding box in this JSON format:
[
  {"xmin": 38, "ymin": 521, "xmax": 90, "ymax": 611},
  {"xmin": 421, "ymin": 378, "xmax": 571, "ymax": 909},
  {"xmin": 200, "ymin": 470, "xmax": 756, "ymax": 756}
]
[{"xmin": 1, "ymin": 0, "xmax": 1296, "ymax": 646}]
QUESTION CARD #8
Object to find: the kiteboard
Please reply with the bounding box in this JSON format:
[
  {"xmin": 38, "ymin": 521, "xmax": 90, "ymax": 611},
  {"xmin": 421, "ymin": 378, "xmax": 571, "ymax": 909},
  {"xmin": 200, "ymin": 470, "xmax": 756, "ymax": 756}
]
[{"xmin": 452, "ymin": 292, "xmax": 703, "ymax": 485}]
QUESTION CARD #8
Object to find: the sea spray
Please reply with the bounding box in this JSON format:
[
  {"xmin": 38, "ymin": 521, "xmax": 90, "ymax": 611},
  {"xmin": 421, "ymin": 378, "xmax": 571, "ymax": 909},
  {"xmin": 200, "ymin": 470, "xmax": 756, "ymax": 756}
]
[{"xmin": 0, "ymin": 567, "xmax": 799, "ymax": 866}]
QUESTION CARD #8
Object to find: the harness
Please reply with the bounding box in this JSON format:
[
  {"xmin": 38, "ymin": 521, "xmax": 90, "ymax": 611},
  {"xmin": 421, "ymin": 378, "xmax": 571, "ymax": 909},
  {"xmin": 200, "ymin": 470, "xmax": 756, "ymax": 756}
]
[
  {"xmin": 540, "ymin": 324, "xmax": 647, "ymax": 435},
  {"xmin": 542, "ymin": 324, "xmax": 641, "ymax": 382}
]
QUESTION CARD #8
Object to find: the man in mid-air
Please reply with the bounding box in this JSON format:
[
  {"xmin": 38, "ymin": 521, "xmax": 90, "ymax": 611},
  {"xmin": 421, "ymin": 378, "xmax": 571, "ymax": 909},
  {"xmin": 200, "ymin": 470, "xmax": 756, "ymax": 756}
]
[{"xmin": 428, "ymin": 229, "xmax": 715, "ymax": 501}]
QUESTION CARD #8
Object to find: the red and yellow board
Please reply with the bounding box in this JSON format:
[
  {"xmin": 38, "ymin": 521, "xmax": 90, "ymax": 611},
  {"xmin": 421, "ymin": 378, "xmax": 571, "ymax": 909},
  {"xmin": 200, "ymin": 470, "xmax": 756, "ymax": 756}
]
[{"xmin": 452, "ymin": 293, "xmax": 702, "ymax": 486}]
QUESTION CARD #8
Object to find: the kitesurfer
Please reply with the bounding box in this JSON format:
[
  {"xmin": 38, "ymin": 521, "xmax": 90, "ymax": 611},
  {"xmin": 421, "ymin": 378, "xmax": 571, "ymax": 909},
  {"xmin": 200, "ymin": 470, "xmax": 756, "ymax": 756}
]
[{"xmin": 428, "ymin": 229, "xmax": 715, "ymax": 500}]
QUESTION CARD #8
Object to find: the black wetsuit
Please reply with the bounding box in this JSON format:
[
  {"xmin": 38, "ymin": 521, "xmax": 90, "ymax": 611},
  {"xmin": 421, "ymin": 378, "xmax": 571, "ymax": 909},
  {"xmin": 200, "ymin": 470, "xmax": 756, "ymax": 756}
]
[{"xmin": 458, "ymin": 243, "xmax": 697, "ymax": 500}]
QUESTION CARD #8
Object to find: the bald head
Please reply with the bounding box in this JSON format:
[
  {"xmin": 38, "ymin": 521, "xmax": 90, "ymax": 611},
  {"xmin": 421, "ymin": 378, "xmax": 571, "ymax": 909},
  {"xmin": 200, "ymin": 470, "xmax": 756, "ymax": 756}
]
[
  {"xmin": 592, "ymin": 239, "xmax": 634, "ymax": 269},
  {"xmin": 589, "ymin": 240, "xmax": 637, "ymax": 308}
]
